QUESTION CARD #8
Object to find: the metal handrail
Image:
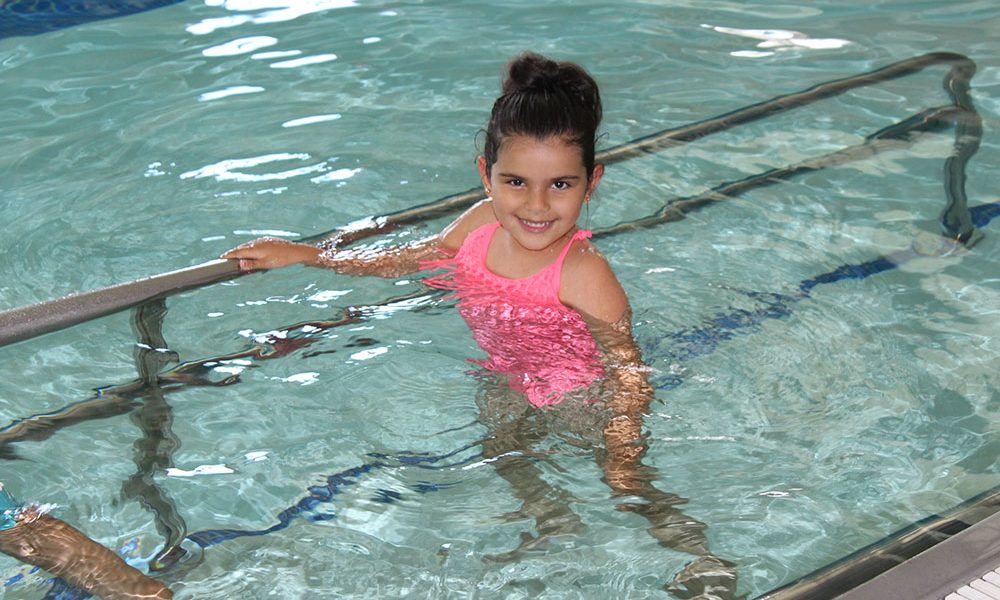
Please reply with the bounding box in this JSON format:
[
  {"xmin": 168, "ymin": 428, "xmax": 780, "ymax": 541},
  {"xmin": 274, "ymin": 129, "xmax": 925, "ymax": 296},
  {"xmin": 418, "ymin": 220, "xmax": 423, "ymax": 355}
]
[{"xmin": 0, "ymin": 259, "xmax": 240, "ymax": 348}]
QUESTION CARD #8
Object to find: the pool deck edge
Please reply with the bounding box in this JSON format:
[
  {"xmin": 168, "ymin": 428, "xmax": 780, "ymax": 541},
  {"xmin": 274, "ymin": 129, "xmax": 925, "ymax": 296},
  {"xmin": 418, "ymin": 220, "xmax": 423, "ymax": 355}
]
[{"xmin": 837, "ymin": 510, "xmax": 1000, "ymax": 600}]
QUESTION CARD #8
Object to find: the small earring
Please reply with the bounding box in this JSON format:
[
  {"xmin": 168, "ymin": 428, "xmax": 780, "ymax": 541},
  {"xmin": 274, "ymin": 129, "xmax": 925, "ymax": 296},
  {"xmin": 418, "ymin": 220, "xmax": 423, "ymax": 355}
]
[{"xmin": 485, "ymin": 188, "xmax": 492, "ymax": 196}]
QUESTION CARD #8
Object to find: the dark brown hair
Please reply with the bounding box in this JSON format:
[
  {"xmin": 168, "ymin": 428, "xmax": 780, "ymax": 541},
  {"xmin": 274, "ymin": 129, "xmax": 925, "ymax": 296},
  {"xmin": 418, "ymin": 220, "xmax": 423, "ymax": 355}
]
[{"xmin": 483, "ymin": 52, "xmax": 602, "ymax": 179}]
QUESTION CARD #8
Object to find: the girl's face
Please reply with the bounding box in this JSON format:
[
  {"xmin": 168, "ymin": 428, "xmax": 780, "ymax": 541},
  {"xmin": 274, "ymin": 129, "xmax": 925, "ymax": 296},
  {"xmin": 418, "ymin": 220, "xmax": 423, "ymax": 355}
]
[{"xmin": 479, "ymin": 134, "xmax": 603, "ymax": 255}]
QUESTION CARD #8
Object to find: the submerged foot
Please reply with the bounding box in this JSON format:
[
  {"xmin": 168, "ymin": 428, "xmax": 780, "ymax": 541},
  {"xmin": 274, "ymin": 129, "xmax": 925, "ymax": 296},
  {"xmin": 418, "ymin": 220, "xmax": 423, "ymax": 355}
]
[
  {"xmin": 483, "ymin": 514, "xmax": 585, "ymax": 564},
  {"xmin": 666, "ymin": 555, "xmax": 741, "ymax": 600},
  {"xmin": 483, "ymin": 531, "xmax": 550, "ymax": 564},
  {"xmin": 485, "ymin": 496, "xmax": 585, "ymax": 564}
]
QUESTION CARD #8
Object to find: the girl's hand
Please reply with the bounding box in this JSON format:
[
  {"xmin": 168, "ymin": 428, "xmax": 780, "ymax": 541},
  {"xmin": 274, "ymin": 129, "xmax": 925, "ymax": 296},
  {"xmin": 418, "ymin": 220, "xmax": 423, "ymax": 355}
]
[{"xmin": 221, "ymin": 237, "xmax": 320, "ymax": 272}]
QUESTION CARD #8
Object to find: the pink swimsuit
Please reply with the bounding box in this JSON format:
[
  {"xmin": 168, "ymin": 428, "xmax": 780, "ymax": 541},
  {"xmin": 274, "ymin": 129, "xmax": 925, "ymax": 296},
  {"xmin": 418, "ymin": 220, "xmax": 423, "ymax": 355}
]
[{"xmin": 423, "ymin": 222, "xmax": 605, "ymax": 407}]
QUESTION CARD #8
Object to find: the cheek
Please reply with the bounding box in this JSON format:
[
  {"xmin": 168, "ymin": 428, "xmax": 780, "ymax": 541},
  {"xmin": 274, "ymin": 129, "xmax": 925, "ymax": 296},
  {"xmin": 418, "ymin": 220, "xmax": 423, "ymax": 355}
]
[
  {"xmin": 491, "ymin": 196, "xmax": 517, "ymax": 217},
  {"xmin": 558, "ymin": 196, "xmax": 586, "ymax": 215}
]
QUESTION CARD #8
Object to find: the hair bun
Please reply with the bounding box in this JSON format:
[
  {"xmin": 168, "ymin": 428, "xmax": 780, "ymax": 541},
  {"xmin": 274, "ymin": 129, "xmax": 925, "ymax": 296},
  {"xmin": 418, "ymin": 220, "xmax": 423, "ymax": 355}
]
[
  {"xmin": 503, "ymin": 52, "xmax": 562, "ymax": 95},
  {"xmin": 501, "ymin": 52, "xmax": 601, "ymax": 119}
]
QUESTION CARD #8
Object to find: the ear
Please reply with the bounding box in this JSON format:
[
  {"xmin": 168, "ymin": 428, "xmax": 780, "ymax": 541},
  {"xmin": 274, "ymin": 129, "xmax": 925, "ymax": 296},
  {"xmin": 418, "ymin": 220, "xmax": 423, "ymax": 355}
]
[
  {"xmin": 477, "ymin": 156, "xmax": 491, "ymax": 195},
  {"xmin": 585, "ymin": 163, "xmax": 605, "ymax": 201}
]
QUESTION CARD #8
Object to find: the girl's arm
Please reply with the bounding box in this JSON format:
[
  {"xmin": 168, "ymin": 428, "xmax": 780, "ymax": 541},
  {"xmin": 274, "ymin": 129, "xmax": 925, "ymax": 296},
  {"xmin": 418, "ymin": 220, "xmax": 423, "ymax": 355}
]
[
  {"xmin": 561, "ymin": 246, "xmax": 655, "ymax": 495},
  {"xmin": 220, "ymin": 234, "xmax": 445, "ymax": 277},
  {"xmin": 221, "ymin": 200, "xmax": 496, "ymax": 277},
  {"xmin": 315, "ymin": 237, "xmax": 448, "ymax": 278},
  {"xmin": 587, "ymin": 310, "xmax": 656, "ymax": 495},
  {"xmin": 317, "ymin": 199, "xmax": 497, "ymax": 276}
]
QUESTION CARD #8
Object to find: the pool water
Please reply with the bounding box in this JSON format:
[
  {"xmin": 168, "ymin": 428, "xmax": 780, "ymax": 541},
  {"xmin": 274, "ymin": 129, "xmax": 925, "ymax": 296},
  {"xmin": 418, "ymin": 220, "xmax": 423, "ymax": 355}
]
[{"xmin": 1, "ymin": 1, "xmax": 999, "ymax": 598}]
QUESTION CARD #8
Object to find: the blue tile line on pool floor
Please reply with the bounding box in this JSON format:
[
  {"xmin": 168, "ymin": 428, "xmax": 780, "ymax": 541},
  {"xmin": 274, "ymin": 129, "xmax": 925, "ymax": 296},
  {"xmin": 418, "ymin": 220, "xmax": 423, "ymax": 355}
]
[
  {"xmin": 0, "ymin": 0, "xmax": 186, "ymax": 39},
  {"xmin": 644, "ymin": 200, "xmax": 999, "ymax": 389},
  {"xmin": 186, "ymin": 442, "xmax": 480, "ymax": 548},
  {"xmin": 21, "ymin": 199, "xmax": 999, "ymax": 599}
]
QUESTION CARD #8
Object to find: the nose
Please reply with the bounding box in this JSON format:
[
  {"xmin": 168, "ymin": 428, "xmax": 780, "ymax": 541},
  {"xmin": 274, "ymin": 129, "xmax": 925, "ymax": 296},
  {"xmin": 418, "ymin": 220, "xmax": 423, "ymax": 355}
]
[{"xmin": 525, "ymin": 186, "xmax": 549, "ymax": 212}]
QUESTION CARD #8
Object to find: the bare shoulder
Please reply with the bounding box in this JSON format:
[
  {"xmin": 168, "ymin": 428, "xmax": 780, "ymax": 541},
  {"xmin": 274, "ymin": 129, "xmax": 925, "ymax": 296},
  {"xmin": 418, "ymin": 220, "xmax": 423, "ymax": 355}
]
[
  {"xmin": 559, "ymin": 238, "xmax": 630, "ymax": 324},
  {"xmin": 438, "ymin": 200, "xmax": 496, "ymax": 252}
]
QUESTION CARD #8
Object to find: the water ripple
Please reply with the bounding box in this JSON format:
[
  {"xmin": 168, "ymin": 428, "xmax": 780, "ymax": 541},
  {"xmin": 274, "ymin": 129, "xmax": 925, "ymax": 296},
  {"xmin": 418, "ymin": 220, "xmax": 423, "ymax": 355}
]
[
  {"xmin": 187, "ymin": 0, "xmax": 359, "ymax": 36},
  {"xmin": 180, "ymin": 153, "xmax": 327, "ymax": 182}
]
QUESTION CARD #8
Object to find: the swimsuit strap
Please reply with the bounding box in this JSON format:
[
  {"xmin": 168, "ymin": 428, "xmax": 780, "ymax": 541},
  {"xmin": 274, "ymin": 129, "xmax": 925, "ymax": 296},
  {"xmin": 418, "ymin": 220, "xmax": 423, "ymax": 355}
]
[{"xmin": 551, "ymin": 228, "xmax": 593, "ymax": 272}]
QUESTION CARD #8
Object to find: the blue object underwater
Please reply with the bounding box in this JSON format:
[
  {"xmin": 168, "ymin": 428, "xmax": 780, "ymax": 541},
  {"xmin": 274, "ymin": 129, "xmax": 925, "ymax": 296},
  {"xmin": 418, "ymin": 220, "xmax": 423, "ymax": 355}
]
[
  {"xmin": 0, "ymin": 0, "xmax": 185, "ymax": 39},
  {"xmin": 0, "ymin": 485, "xmax": 20, "ymax": 532}
]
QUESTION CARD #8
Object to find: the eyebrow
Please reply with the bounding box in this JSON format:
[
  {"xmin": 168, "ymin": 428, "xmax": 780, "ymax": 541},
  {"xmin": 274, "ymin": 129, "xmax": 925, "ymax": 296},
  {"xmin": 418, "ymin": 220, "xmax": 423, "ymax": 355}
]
[{"xmin": 496, "ymin": 172, "xmax": 582, "ymax": 181}]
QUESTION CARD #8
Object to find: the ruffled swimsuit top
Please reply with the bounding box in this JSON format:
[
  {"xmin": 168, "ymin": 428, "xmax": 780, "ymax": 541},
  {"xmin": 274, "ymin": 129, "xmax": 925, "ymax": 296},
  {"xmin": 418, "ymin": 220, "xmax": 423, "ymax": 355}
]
[{"xmin": 423, "ymin": 222, "xmax": 605, "ymax": 406}]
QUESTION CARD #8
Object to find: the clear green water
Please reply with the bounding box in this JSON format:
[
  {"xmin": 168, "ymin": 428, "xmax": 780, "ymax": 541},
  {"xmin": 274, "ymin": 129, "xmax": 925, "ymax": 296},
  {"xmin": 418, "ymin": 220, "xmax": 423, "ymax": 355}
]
[{"xmin": 1, "ymin": 1, "xmax": 999, "ymax": 598}]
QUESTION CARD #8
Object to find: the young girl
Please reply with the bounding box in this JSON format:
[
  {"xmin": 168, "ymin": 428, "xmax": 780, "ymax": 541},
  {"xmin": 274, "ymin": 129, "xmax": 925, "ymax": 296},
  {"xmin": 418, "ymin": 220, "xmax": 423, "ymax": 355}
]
[{"xmin": 224, "ymin": 52, "xmax": 736, "ymax": 599}]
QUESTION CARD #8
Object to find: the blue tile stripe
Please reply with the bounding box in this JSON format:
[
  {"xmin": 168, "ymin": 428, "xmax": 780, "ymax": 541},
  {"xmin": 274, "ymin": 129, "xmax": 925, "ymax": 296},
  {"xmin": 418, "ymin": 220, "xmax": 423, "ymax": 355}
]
[{"xmin": 0, "ymin": 0, "xmax": 186, "ymax": 39}]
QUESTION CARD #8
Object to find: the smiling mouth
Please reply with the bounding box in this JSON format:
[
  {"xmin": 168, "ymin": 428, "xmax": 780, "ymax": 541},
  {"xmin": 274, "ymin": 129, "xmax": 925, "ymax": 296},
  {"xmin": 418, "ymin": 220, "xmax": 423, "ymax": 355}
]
[{"xmin": 518, "ymin": 218, "xmax": 553, "ymax": 232}]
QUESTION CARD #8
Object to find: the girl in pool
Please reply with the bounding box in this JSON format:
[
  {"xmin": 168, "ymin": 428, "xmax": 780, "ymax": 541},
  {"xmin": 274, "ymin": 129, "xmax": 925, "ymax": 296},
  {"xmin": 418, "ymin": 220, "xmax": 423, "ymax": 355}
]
[{"xmin": 224, "ymin": 52, "xmax": 736, "ymax": 599}]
